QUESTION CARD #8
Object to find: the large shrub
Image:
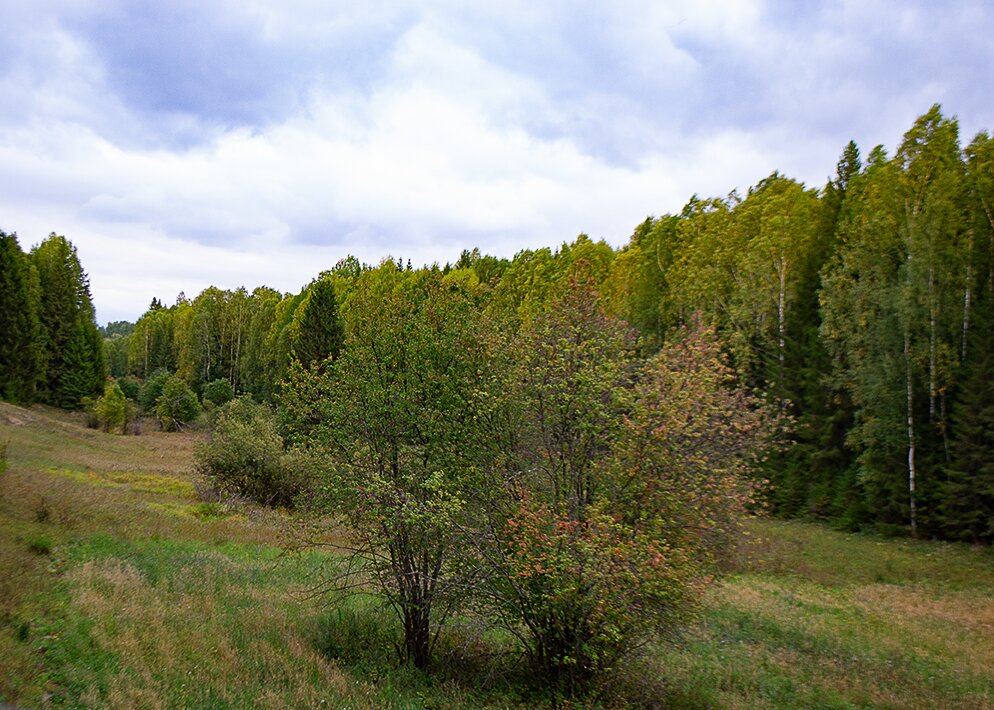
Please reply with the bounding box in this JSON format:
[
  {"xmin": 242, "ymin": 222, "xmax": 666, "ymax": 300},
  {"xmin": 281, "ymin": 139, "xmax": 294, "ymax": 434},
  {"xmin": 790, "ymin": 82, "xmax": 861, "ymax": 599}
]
[
  {"xmin": 202, "ymin": 378, "xmax": 235, "ymax": 407},
  {"xmin": 281, "ymin": 266, "xmax": 491, "ymax": 669},
  {"xmin": 138, "ymin": 368, "xmax": 171, "ymax": 412},
  {"xmin": 476, "ymin": 307, "xmax": 773, "ymax": 694},
  {"xmin": 195, "ymin": 396, "xmax": 304, "ymax": 507},
  {"xmin": 155, "ymin": 375, "xmax": 201, "ymax": 431},
  {"xmin": 93, "ymin": 381, "xmax": 129, "ymax": 433}
]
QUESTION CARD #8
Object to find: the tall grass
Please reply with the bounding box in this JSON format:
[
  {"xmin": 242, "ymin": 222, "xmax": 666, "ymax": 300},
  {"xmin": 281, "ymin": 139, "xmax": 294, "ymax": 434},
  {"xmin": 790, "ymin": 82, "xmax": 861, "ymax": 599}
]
[{"xmin": 1, "ymin": 400, "xmax": 993, "ymax": 708}]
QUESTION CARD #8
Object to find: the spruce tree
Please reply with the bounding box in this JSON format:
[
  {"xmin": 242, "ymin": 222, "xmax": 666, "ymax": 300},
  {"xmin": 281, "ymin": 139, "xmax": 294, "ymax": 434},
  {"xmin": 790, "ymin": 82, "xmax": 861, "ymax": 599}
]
[
  {"xmin": 941, "ymin": 294, "xmax": 994, "ymax": 542},
  {"xmin": 0, "ymin": 231, "xmax": 42, "ymax": 403},
  {"xmin": 31, "ymin": 234, "xmax": 106, "ymax": 407},
  {"xmin": 293, "ymin": 278, "xmax": 344, "ymax": 368}
]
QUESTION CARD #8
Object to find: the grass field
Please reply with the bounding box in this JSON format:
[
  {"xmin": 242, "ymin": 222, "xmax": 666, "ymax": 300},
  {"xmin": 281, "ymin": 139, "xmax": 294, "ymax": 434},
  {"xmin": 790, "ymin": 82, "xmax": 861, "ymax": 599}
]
[{"xmin": 2, "ymin": 401, "xmax": 993, "ymax": 708}]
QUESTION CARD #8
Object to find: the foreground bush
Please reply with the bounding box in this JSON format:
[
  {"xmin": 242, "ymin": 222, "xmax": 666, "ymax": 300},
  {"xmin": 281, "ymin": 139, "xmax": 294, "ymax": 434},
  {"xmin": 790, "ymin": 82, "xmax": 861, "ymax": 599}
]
[
  {"xmin": 475, "ymin": 306, "xmax": 772, "ymax": 694},
  {"xmin": 282, "ymin": 268, "xmax": 488, "ymax": 668},
  {"xmin": 195, "ymin": 396, "xmax": 305, "ymax": 507}
]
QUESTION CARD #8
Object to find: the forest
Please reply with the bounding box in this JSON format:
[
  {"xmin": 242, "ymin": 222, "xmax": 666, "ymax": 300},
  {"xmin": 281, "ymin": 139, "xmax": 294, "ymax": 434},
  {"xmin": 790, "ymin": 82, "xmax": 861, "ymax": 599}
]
[{"xmin": 1, "ymin": 104, "xmax": 992, "ymax": 547}]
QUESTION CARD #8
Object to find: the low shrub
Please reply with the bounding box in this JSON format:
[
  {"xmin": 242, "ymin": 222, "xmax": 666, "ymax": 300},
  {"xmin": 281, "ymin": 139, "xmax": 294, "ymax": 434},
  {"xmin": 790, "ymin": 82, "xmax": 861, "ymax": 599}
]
[
  {"xmin": 195, "ymin": 396, "xmax": 308, "ymax": 507},
  {"xmin": 93, "ymin": 382, "xmax": 128, "ymax": 434},
  {"xmin": 26, "ymin": 534, "xmax": 53, "ymax": 556},
  {"xmin": 155, "ymin": 376, "xmax": 201, "ymax": 431},
  {"xmin": 117, "ymin": 375, "xmax": 142, "ymax": 401},
  {"xmin": 202, "ymin": 378, "xmax": 235, "ymax": 407},
  {"xmin": 138, "ymin": 368, "xmax": 172, "ymax": 412}
]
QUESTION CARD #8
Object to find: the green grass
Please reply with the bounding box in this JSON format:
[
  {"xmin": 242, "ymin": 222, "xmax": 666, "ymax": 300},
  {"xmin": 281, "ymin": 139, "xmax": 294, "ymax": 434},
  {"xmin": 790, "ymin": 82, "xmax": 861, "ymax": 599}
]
[
  {"xmin": 2, "ymin": 400, "xmax": 993, "ymax": 708},
  {"xmin": 650, "ymin": 521, "xmax": 994, "ymax": 709}
]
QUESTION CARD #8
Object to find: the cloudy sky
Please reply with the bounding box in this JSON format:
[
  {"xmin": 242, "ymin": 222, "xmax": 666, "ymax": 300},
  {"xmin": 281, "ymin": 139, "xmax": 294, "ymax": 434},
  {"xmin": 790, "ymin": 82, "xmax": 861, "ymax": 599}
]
[{"xmin": 1, "ymin": 1, "xmax": 991, "ymax": 323}]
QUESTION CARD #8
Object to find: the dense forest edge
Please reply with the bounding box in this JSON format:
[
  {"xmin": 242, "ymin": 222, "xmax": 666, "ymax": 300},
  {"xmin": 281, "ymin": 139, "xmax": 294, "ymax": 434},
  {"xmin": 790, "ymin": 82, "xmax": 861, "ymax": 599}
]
[{"xmin": 4, "ymin": 104, "xmax": 992, "ymax": 543}]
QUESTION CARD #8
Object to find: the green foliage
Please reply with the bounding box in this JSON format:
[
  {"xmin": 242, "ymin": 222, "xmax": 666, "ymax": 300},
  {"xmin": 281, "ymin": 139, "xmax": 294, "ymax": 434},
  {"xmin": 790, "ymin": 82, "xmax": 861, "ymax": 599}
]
[
  {"xmin": 58, "ymin": 322, "xmax": 105, "ymax": 409},
  {"xmin": 201, "ymin": 378, "xmax": 235, "ymax": 407},
  {"xmin": 292, "ymin": 277, "xmax": 344, "ymax": 368},
  {"xmin": 93, "ymin": 382, "xmax": 129, "ymax": 434},
  {"xmin": 238, "ymin": 286, "xmax": 283, "ymax": 401},
  {"xmin": 102, "ymin": 333, "xmax": 129, "ymax": 378},
  {"xmin": 600, "ymin": 215, "xmax": 680, "ymax": 348},
  {"xmin": 100, "ymin": 320, "xmax": 134, "ymax": 338},
  {"xmin": 115, "ymin": 375, "xmax": 141, "ymax": 401},
  {"xmin": 940, "ymin": 295, "xmax": 994, "ymax": 542},
  {"xmin": 820, "ymin": 106, "xmax": 970, "ymax": 536},
  {"xmin": 452, "ymin": 246, "xmax": 510, "ymax": 285},
  {"xmin": 0, "ymin": 231, "xmax": 43, "ymax": 404},
  {"xmin": 473, "ymin": 290, "xmax": 773, "ymax": 695},
  {"xmin": 129, "ymin": 305, "xmax": 176, "ymax": 378},
  {"xmin": 195, "ymin": 396, "xmax": 304, "ymax": 507},
  {"xmin": 155, "ymin": 375, "xmax": 201, "ymax": 431},
  {"xmin": 284, "ymin": 263, "xmax": 492, "ymax": 669},
  {"xmin": 31, "ymin": 234, "xmax": 106, "ymax": 408},
  {"xmin": 138, "ymin": 368, "xmax": 172, "ymax": 412}
]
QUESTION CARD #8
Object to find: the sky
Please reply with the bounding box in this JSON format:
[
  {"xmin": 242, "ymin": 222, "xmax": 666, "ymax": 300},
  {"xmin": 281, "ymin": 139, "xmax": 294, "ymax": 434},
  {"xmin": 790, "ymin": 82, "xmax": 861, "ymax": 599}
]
[{"xmin": 1, "ymin": 1, "xmax": 991, "ymax": 324}]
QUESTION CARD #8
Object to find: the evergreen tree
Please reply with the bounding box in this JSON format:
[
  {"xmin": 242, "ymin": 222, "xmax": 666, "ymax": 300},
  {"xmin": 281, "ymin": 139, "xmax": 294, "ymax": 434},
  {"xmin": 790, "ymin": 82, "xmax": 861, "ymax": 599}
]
[
  {"xmin": 0, "ymin": 231, "xmax": 42, "ymax": 403},
  {"xmin": 59, "ymin": 322, "xmax": 101, "ymax": 408},
  {"xmin": 31, "ymin": 234, "xmax": 106, "ymax": 407},
  {"xmin": 770, "ymin": 143, "xmax": 861, "ymax": 519},
  {"xmin": 292, "ymin": 277, "xmax": 344, "ymax": 367},
  {"xmin": 940, "ymin": 294, "xmax": 994, "ymax": 542}
]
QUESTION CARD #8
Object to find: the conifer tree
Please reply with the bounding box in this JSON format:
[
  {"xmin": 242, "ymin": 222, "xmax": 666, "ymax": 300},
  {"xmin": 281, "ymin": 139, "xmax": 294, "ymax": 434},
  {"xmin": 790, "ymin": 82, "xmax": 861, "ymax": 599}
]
[
  {"xmin": 0, "ymin": 231, "xmax": 42, "ymax": 403},
  {"xmin": 292, "ymin": 277, "xmax": 344, "ymax": 368},
  {"xmin": 31, "ymin": 234, "xmax": 106, "ymax": 407},
  {"xmin": 940, "ymin": 294, "xmax": 994, "ymax": 542}
]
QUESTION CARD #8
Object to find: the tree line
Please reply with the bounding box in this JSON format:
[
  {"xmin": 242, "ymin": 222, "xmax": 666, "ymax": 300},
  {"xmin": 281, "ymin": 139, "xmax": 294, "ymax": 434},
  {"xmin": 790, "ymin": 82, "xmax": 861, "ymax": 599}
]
[
  {"xmin": 2, "ymin": 104, "xmax": 992, "ymax": 542},
  {"xmin": 0, "ymin": 233, "xmax": 105, "ymax": 408}
]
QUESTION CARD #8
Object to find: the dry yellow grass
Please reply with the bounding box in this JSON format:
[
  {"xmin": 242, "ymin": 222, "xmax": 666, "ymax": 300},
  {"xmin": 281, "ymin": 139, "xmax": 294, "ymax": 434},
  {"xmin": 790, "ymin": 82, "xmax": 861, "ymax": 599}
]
[{"xmin": 65, "ymin": 558, "xmax": 372, "ymax": 709}]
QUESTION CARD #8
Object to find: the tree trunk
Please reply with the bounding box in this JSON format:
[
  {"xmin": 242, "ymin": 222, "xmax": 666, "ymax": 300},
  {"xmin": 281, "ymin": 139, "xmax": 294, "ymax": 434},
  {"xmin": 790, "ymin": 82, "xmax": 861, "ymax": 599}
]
[
  {"xmin": 905, "ymin": 331, "xmax": 917, "ymax": 538},
  {"xmin": 928, "ymin": 263, "xmax": 936, "ymax": 422},
  {"xmin": 963, "ymin": 229, "xmax": 975, "ymax": 361}
]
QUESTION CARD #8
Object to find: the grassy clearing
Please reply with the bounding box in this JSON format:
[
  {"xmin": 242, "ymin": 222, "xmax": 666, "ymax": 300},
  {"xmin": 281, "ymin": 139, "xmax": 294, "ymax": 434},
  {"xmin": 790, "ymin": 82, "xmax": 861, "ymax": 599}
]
[
  {"xmin": 653, "ymin": 521, "xmax": 994, "ymax": 709},
  {"xmin": 2, "ymin": 400, "xmax": 993, "ymax": 708}
]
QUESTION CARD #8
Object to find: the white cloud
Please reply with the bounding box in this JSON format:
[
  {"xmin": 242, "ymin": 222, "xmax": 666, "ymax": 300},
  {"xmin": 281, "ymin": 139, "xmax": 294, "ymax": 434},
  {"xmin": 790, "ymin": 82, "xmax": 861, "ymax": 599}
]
[{"xmin": 1, "ymin": 1, "xmax": 992, "ymax": 323}]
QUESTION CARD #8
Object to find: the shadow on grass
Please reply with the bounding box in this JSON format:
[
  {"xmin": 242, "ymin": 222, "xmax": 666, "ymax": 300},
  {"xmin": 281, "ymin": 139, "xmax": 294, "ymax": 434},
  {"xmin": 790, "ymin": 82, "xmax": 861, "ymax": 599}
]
[{"xmin": 307, "ymin": 600, "xmax": 697, "ymax": 709}]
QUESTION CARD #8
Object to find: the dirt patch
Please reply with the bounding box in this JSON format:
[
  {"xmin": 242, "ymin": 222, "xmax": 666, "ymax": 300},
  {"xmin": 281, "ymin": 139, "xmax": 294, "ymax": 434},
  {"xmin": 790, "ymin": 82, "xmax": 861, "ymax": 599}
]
[{"xmin": 0, "ymin": 403, "xmax": 35, "ymax": 426}]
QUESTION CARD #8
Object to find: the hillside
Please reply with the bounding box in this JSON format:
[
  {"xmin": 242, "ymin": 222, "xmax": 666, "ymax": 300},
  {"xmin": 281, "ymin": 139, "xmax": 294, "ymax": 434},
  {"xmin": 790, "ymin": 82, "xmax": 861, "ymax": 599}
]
[{"xmin": 1, "ymin": 402, "xmax": 992, "ymax": 708}]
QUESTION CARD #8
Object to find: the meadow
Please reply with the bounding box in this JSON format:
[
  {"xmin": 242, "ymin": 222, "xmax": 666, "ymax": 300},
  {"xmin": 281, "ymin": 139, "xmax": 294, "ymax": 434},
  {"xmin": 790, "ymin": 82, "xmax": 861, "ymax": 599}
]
[{"xmin": 1, "ymin": 401, "xmax": 992, "ymax": 708}]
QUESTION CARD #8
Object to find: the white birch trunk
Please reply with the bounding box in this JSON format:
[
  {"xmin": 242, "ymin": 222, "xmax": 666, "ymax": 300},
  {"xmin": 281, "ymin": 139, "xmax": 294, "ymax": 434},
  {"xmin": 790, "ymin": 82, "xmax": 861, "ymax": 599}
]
[
  {"xmin": 928, "ymin": 263, "xmax": 936, "ymax": 421},
  {"xmin": 905, "ymin": 330, "xmax": 917, "ymax": 538}
]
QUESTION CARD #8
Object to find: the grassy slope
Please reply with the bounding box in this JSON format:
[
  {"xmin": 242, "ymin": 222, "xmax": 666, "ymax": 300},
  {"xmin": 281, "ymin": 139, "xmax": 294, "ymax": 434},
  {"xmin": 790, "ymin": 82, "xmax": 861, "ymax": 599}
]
[{"xmin": 1, "ymin": 401, "xmax": 992, "ymax": 709}]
